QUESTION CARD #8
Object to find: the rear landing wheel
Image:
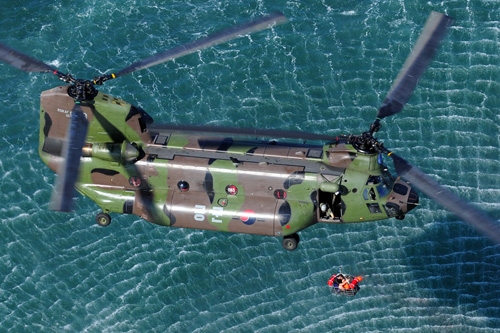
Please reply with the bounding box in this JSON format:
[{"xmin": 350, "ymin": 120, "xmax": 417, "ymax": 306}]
[
  {"xmin": 282, "ymin": 233, "xmax": 300, "ymax": 251},
  {"xmin": 96, "ymin": 213, "xmax": 111, "ymax": 227}
]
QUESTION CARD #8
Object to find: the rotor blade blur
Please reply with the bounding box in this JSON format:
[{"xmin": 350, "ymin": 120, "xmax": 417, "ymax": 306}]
[
  {"xmin": 50, "ymin": 103, "xmax": 89, "ymax": 212},
  {"xmin": 150, "ymin": 123, "xmax": 337, "ymax": 141},
  {"xmin": 0, "ymin": 43, "xmax": 55, "ymax": 73},
  {"xmin": 377, "ymin": 12, "xmax": 453, "ymax": 119},
  {"xmin": 114, "ymin": 11, "xmax": 288, "ymax": 78},
  {"xmin": 390, "ymin": 153, "xmax": 500, "ymax": 244}
]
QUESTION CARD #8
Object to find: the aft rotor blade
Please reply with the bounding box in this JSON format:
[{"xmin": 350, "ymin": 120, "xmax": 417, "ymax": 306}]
[
  {"xmin": 113, "ymin": 11, "xmax": 288, "ymax": 78},
  {"xmin": 390, "ymin": 153, "xmax": 500, "ymax": 244},
  {"xmin": 0, "ymin": 43, "xmax": 55, "ymax": 73},
  {"xmin": 377, "ymin": 12, "xmax": 453, "ymax": 119},
  {"xmin": 50, "ymin": 103, "xmax": 89, "ymax": 212},
  {"xmin": 150, "ymin": 123, "xmax": 337, "ymax": 141}
]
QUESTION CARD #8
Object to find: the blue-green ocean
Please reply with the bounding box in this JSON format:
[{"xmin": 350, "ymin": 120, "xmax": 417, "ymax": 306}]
[{"xmin": 1, "ymin": 1, "xmax": 500, "ymax": 331}]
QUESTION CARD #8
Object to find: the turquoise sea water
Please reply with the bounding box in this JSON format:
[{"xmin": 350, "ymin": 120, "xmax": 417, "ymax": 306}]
[{"xmin": 1, "ymin": 0, "xmax": 499, "ymax": 331}]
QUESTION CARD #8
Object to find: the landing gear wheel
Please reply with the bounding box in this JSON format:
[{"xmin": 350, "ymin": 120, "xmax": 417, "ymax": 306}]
[
  {"xmin": 96, "ymin": 213, "xmax": 111, "ymax": 227},
  {"xmin": 282, "ymin": 233, "xmax": 300, "ymax": 251}
]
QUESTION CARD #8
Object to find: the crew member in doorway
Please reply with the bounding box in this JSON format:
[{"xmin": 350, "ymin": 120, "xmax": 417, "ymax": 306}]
[{"xmin": 320, "ymin": 202, "xmax": 334, "ymax": 219}]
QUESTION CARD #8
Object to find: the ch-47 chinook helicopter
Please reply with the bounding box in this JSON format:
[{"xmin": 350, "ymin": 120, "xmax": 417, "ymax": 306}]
[{"xmin": 1, "ymin": 11, "xmax": 499, "ymax": 251}]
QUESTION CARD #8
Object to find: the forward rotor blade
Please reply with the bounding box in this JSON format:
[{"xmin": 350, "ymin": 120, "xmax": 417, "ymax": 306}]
[
  {"xmin": 390, "ymin": 153, "xmax": 500, "ymax": 244},
  {"xmin": 377, "ymin": 12, "xmax": 453, "ymax": 119},
  {"xmin": 0, "ymin": 43, "xmax": 55, "ymax": 73},
  {"xmin": 50, "ymin": 103, "xmax": 89, "ymax": 212},
  {"xmin": 113, "ymin": 11, "xmax": 287, "ymax": 78}
]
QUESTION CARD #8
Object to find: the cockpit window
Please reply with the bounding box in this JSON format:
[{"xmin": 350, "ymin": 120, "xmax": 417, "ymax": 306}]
[
  {"xmin": 376, "ymin": 182, "xmax": 391, "ymax": 198},
  {"xmin": 364, "ymin": 173, "xmax": 394, "ymax": 200},
  {"xmin": 376, "ymin": 170, "xmax": 395, "ymax": 198},
  {"xmin": 363, "ymin": 187, "xmax": 377, "ymax": 201},
  {"xmin": 366, "ymin": 175, "xmax": 382, "ymax": 185},
  {"xmin": 393, "ymin": 183, "xmax": 409, "ymax": 196},
  {"xmin": 382, "ymin": 170, "xmax": 395, "ymax": 188},
  {"xmin": 367, "ymin": 203, "xmax": 382, "ymax": 214}
]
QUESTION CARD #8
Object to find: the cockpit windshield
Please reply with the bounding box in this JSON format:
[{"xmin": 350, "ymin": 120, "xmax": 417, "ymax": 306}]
[
  {"xmin": 376, "ymin": 181, "xmax": 391, "ymax": 198},
  {"xmin": 365, "ymin": 175, "xmax": 392, "ymax": 199},
  {"xmin": 365, "ymin": 170, "xmax": 395, "ymax": 199},
  {"xmin": 379, "ymin": 169, "xmax": 395, "ymax": 198}
]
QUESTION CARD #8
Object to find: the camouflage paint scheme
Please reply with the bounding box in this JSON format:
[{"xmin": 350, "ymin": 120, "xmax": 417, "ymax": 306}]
[{"xmin": 39, "ymin": 85, "xmax": 418, "ymax": 238}]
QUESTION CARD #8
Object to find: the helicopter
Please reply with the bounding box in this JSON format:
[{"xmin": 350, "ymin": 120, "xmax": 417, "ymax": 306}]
[{"xmin": 1, "ymin": 11, "xmax": 499, "ymax": 251}]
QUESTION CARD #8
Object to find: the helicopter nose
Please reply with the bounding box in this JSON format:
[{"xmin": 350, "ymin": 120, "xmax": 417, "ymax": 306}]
[{"xmin": 406, "ymin": 187, "xmax": 419, "ymax": 212}]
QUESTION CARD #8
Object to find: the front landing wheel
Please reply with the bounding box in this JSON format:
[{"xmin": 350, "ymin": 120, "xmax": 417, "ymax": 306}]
[
  {"xmin": 282, "ymin": 233, "xmax": 300, "ymax": 251},
  {"xmin": 96, "ymin": 213, "xmax": 111, "ymax": 227}
]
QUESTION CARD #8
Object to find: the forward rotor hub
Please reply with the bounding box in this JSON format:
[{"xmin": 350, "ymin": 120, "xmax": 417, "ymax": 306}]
[{"xmin": 352, "ymin": 129, "xmax": 387, "ymax": 155}]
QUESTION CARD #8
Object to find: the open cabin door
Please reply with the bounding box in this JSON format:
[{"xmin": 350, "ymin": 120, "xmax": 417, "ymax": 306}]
[{"xmin": 317, "ymin": 186, "xmax": 343, "ymax": 223}]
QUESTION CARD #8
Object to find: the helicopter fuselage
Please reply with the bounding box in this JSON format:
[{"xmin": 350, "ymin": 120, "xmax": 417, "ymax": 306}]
[
  {"xmin": 39, "ymin": 85, "xmax": 418, "ymax": 240},
  {"xmin": 3, "ymin": 11, "xmax": 496, "ymax": 248}
]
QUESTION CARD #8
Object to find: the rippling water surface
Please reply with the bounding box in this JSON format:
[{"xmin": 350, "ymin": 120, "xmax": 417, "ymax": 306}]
[{"xmin": 1, "ymin": 1, "xmax": 499, "ymax": 331}]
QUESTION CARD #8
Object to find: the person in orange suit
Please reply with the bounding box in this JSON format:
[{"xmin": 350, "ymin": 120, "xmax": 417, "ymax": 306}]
[{"xmin": 337, "ymin": 274, "xmax": 363, "ymax": 290}]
